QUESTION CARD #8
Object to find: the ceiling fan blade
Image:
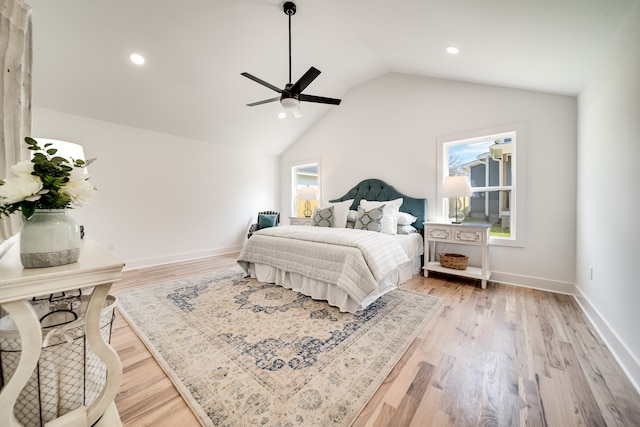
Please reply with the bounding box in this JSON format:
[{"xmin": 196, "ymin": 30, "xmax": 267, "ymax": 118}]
[
  {"xmin": 247, "ymin": 97, "xmax": 280, "ymax": 107},
  {"xmin": 289, "ymin": 66, "xmax": 321, "ymax": 95},
  {"xmin": 299, "ymin": 93, "xmax": 342, "ymax": 105},
  {"xmin": 241, "ymin": 72, "xmax": 282, "ymax": 93}
]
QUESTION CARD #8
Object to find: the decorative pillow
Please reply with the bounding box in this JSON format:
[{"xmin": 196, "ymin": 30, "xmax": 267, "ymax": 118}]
[
  {"xmin": 397, "ymin": 211, "xmax": 418, "ymax": 226},
  {"xmin": 354, "ymin": 206, "xmax": 384, "ymax": 232},
  {"xmin": 359, "ymin": 198, "xmax": 403, "ymax": 235},
  {"xmin": 312, "ymin": 206, "xmax": 333, "ymax": 227},
  {"xmin": 322, "ymin": 199, "xmax": 353, "ymax": 228},
  {"xmin": 257, "ymin": 213, "xmax": 278, "ymax": 230},
  {"xmin": 397, "ymin": 224, "xmax": 418, "ymax": 234},
  {"xmin": 346, "ymin": 220, "xmax": 355, "ymax": 229}
]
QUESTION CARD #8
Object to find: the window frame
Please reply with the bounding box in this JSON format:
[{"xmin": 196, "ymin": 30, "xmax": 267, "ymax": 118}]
[{"xmin": 436, "ymin": 124, "xmax": 526, "ymax": 247}]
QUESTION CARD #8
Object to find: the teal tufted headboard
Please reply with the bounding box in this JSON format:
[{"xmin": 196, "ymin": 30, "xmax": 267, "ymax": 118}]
[{"xmin": 328, "ymin": 178, "xmax": 427, "ymax": 230}]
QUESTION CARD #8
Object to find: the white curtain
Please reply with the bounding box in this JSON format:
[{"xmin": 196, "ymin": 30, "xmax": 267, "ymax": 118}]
[{"xmin": 0, "ymin": 0, "xmax": 32, "ymax": 244}]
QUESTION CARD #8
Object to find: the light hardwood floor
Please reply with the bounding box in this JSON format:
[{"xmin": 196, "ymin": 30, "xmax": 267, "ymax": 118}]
[{"xmin": 110, "ymin": 254, "xmax": 640, "ymax": 426}]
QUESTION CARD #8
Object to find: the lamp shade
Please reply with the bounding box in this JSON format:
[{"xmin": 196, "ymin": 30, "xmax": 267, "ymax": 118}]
[
  {"xmin": 442, "ymin": 175, "xmax": 472, "ymax": 198},
  {"xmin": 34, "ymin": 138, "xmax": 88, "ymax": 174},
  {"xmin": 298, "ymin": 186, "xmax": 316, "ymax": 200}
]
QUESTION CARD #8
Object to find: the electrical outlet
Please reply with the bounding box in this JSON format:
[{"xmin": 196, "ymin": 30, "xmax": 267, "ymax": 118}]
[{"xmin": 107, "ymin": 241, "xmax": 115, "ymax": 251}]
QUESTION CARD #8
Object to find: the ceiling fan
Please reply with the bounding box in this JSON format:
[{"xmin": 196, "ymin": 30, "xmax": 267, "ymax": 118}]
[{"xmin": 241, "ymin": 1, "xmax": 341, "ymax": 118}]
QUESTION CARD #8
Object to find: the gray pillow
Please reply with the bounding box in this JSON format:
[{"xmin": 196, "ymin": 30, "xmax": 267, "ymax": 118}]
[
  {"xmin": 312, "ymin": 206, "xmax": 334, "ymax": 227},
  {"xmin": 354, "ymin": 205, "xmax": 384, "ymax": 232}
]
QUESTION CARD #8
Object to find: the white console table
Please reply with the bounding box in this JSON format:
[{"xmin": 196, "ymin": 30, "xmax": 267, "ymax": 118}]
[
  {"xmin": 0, "ymin": 239, "xmax": 125, "ymax": 427},
  {"xmin": 423, "ymin": 222, "xmax": 491, "ymax": 289}
]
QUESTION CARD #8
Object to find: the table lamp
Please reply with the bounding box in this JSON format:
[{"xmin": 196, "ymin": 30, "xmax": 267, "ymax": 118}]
[
  {"xmin": 442, "ymin": 175, "xmax": 472, "ymax": 224},
  {"xmin": 298, "ymin": 186, "xmax": 316, "ymax": 217}
]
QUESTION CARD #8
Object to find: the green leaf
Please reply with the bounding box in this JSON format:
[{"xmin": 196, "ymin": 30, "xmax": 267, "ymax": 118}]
[
  {"xmin": 32, "ymin": 152, "xmax": 46, "ymax": 161},
  {"xmin": 22, "ymin": 203, "xmax": 35, "ymax": 219}
]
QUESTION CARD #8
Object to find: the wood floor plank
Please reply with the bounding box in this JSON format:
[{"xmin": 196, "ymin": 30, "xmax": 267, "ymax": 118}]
[
  {"xmin": 559, "ymin": 340, "xmax": 607, "ymax": 427},
  {"xmin": 109, "ymin": 255, "xmax": 640, "ymax": 427},
  {"xmin": 538, "ymin": 367, "xmax": 583, "ymax": 426},
  {"xmin": 387, "ymin": 361, "xmax": 434, "ymax": 426}
]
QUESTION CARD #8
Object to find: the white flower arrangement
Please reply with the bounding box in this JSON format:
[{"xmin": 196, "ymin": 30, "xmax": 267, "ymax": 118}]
[{"xmin": 0, "ymin": 137, "xmax": 96, "ymax": 218}]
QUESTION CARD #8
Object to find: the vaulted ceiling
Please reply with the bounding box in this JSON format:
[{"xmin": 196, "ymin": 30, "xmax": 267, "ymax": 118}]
[{"xmin": 27, "ymin": 0, "xmax": 636, "ymax": 155}]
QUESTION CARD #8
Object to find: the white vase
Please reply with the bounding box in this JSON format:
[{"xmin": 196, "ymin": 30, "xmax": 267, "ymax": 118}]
[{"xmin": 19, "ymin": 209, "xmax": 81, "ymax": 268}]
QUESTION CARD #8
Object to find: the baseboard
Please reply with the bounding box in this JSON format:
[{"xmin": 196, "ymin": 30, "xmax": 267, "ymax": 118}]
[
  {"xmin": 489, "ymin": 271, "xmax": 577, "ymax": 295},
  {"xmin": 123, "ymin": 245, "xmax": 243, "ymax": 271},
  {"xmin": 573, "ymin": 289, "xmax": 640, "ymax": 395}
]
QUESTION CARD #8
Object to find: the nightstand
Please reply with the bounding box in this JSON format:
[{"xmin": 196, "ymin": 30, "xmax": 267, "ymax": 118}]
[
  {"xmin": 289, "ymin": 216, "xmax": 313, "ymax": 226},
  {"xmin": 423, "ymin": 222, "xmax": 491, "ymax": 289}
]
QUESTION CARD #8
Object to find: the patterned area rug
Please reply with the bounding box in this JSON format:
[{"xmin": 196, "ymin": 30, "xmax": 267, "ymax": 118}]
[{"xmin": 116, "ymin": 267, "xmax": 442, "ymax": 426}]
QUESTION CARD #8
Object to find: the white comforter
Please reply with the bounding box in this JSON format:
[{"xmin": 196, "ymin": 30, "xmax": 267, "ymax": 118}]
[{"xmin": 237, "ymin": 226, "xmax": 420, "ymax": 304}]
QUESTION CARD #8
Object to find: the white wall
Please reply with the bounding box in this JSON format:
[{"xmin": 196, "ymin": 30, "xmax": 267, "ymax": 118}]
[
  {"xmin": 576, "ymin": 1, "xmax": 640, "ymax": 390},
  {"xmin": 281, "ymin": 73, "xmax": 577, "ymax": 292},
  {"xmin": 33, "ymin": 108, "xmax": 279, "ymax": 269}
]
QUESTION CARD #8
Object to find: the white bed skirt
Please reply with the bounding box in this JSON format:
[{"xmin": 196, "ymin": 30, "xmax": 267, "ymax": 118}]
[{"xmin": 246, "ymin": 256, "xmax": 422, "ymax": 313}]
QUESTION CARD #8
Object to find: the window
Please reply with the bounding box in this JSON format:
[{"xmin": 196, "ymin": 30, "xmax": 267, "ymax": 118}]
[
  {"xmin": 438, "ymin": 127, "xmax": 523, "ymax": 246},
  {"xmin": 291, "ymin": 162, "xmax": 319, "ymax": 217}
]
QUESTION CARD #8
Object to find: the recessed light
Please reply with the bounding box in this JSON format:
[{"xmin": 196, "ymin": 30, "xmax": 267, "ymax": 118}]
[
  {"xmin": 130, "ymin": 53, "xmax": 145, "ymax": 65},
  {"xmin": 446, "ymin": 46, "xmax": 460, "ymax": 55},
  {"xmin": 278, "ymin": 112, "xmax": 286, "ymax": 119}
]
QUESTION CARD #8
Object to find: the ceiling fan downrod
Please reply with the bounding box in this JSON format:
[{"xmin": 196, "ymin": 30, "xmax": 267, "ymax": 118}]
[{"xmin": 284, "ymin": 2, "xmax": 296, "ymax": 84}]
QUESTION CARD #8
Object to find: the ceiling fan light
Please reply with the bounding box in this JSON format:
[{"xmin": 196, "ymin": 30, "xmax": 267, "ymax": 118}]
[
  {"xmin": 280, "ymin": 97, "xmax": 299, "ymax": 110},
  {"xmin": 446, "ymin": 46, "xmax": 460, "ymax": 55},
  {"xmin": 130, "ymin": 53, "xmax": 145, "ymax": 65}
]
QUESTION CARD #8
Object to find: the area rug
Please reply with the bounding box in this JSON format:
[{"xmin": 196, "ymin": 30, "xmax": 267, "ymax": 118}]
[{"xmin": 116, "ymin": 267, "xmax": 442, "ymax": 426}]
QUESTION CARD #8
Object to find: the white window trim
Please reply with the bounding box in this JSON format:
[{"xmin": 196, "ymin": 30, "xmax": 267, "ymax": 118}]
[
  {"xmin": 436, "ymin": 123, "xmax": 526, "ymax": 248},
  {"xmin": 290, "ymin": 159, "xmax": 321, "ymax": 217}
]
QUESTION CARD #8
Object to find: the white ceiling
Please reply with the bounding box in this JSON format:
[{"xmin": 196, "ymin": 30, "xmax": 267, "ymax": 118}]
[{"xmin": 27, "ymin": 0, "xmax": 636, "ymax": 155}]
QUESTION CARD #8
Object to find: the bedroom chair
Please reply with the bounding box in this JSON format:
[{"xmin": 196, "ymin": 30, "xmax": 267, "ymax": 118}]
[{"xmin": 247, "ymin": 211, "xmax": 280, "ymax": 239}]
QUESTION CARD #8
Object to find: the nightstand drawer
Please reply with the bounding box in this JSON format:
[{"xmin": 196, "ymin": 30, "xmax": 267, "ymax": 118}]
[
  {"xmin": 454, "ymin": 229, "xmax": 485, "ymax": 243},
  {"xmin": 426, "ymin": 226, "xmax": 453, "ymax": 241},
  {"xmin": 289, "ymin": 216, "xmax": 313, "ymax": 226}
]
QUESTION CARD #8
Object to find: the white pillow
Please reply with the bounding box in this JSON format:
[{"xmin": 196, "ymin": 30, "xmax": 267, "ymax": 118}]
[
  {"xmin": 359, "ymin": 198, "xmax": 403, "ymax": 235},
  {"xmin": 347, "ymin": 210, "xmax": 358, "ymax": 222},
  {"xmin": 397, "ymin": 211, "xmax": 417, "ymax": 225},
  {"xmin": 323, "ymin": 199, "xmax": 353, "ymax": 228}
]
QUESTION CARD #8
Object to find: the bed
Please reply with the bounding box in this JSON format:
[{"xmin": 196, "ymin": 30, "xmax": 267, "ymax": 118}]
[{"xmin": 237, "ymin": 179, "xmax": 427, "ymax": 313}]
